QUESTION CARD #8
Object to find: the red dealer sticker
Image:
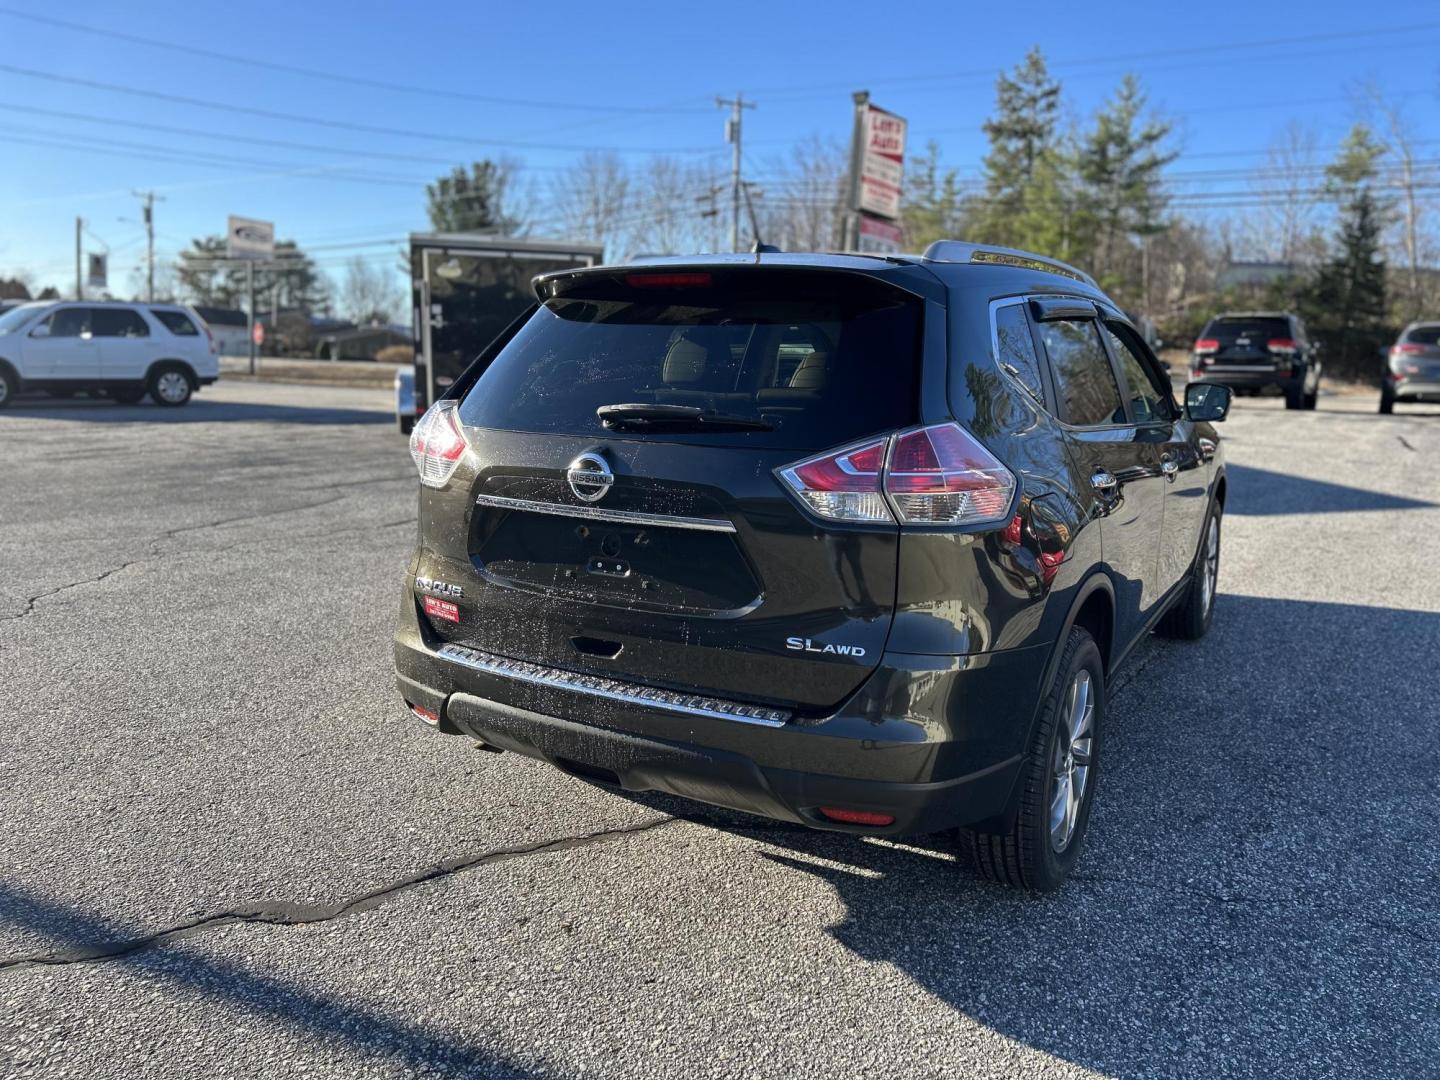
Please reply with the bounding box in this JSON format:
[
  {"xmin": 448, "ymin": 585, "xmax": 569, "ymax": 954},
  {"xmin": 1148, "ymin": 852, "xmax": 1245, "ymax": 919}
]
[{"xmin": 422, "ymin": 595, "xmax": 459, "ymax": 623}]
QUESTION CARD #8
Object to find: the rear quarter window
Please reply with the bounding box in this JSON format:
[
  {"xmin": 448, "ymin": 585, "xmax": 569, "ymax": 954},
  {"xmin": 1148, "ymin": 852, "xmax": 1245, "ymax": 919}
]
[
  {"xmin": 458, "ymin": 270, "xmax": 923, "ymax": 451},
  {"xmin": 151, "ymin": 309, "xmax": 200, "ymax": 336}
]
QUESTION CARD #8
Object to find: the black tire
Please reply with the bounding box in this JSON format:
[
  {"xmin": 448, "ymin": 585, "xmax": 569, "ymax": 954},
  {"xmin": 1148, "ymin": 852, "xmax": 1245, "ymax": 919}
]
[
  {"xmin": 1379, "ymin": 389, "xmax": 1394, "ymax": 415},
  {"xmin": 110, "ymin": 387, "xmax": 146, "ymax": 405},
  {"xmin": 1284, "ymin": 387, "xmax": 1303, "ymax": 410},
  {"xmin": 0, "ymin": 365, "xmax": 15, "ymax": 409},
  {"xmin": 147, "ymin": 364, "xmax": 194, "ymax": 407},
  {"xmin": 957, "ymin": 625, "xmax": 1104, "ymax": 892},
  {"xmin": 1304, "ymin": 388, "xmax": 1318, "ymax": 410},
  {"xmin": 1156, "ymin": 502, "xmax": 1221, "ymax": 641},
  {"xmin": 398, "ymin": 414, "xmax": 415, "ymax": 436}
]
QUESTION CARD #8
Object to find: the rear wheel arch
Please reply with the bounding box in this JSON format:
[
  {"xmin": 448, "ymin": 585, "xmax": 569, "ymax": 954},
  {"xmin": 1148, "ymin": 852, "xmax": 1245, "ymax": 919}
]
[
  {"xmin": 1213, "ymin": 470, "xmax": 1227, "ymax": 510},
  {"xmin": 145, "ymin": 358, "xmax": 198, "ymax": 384},
  {"xmin": 0, "ymin": 357, "xmax": 19, "ymax": 385},
  {"xmin": 1058, "ymin": 574, "xmax": 1116, "ymax": 678}
]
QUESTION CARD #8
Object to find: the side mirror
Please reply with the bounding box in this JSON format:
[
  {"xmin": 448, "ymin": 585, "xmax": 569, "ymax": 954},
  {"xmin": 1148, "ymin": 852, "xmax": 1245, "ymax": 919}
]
[
  {"xmin": 1185, "ymin": 382, "xmax": 1232, "ymax": 422},
  {"xmin": 28, "ymin": 322, "xmax": 50, "ymax": 338}
]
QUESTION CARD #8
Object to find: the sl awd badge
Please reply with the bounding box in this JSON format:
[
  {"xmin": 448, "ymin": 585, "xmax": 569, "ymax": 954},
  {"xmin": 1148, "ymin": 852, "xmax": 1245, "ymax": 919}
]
[{"xmin": 786, "ymin": 637, "xmax": 867, "ymax": 658}]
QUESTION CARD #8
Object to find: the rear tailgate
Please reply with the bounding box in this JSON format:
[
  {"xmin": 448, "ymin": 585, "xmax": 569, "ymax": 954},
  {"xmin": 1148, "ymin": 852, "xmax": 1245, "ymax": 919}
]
[
  {"xmin": 1205, "ymin": 316, "xmax": 1293, "ymax": 370},
  {"xmin": 415, "ymin": 266, "xmax": 930, "ymax": 714}
]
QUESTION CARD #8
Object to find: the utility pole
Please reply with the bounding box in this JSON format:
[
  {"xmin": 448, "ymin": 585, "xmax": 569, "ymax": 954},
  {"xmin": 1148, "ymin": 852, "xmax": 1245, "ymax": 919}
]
[
  {"xmin": 74, "ymin": 217, "xmax": 83, "ymax": 300},
  {"xmin": 133, "ymin": 190, "xmax": 163, "ymax": 302},
  {"xmin": 247, "ymin": 260, "xmax": 257, "ymax": 376},
  {"xmin": 716, "ymin": 94, "xmax": 756, "ymax": 252}
]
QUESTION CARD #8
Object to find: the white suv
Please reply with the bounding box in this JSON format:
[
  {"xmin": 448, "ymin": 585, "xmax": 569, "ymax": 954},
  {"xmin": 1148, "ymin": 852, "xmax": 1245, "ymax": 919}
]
[{"xmin": 0, "ymin": 300, "xmax": 220, "ymax": 408}]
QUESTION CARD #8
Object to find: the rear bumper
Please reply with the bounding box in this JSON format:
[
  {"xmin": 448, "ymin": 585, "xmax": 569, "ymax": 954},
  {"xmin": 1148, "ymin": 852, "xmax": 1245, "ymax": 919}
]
[
  {"xmin": 393, "ymin": 597, "xmax": 1045, "ymax": 836},
  {"xmin": 1190, "ymin": 368, "xmax": 1300, "ymax": 390},
  {"xmin": 1391, "ymin": 378, "xmax": 1440, "ymax": 400}
]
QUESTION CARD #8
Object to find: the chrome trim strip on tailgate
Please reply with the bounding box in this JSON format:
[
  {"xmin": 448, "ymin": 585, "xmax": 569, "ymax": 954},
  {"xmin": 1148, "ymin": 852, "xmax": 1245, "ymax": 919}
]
[
  {"xmin": 435, "ymin": 643, "xmax": 790, "ymax": 727},
  {"xmin": 473, "ymin": 493, "xmax": 736, "ymax": 533}
]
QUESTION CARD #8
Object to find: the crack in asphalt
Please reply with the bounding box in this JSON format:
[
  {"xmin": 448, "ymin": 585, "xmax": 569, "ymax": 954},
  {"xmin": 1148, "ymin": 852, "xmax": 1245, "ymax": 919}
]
[
  {"xmin": 0, "ymin": 559, "xmax": 148, "ymax": 622},
  {"xmin": 1397, "ymin": 435, "xmax": 1417, "ymax": 451},
  {"xmin": 1, "ymin": 494, "xmax": 369, "ymax": 621},
  {"xmin": 0, "ymin": 816, "xmax": 677, "ymax": 974}
]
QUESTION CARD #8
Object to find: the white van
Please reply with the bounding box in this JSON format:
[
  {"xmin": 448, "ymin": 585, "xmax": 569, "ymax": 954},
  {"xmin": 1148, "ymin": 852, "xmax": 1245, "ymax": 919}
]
[{"xmin": 0, "ymin": 300, "xmax": 220, "ymax": 408}]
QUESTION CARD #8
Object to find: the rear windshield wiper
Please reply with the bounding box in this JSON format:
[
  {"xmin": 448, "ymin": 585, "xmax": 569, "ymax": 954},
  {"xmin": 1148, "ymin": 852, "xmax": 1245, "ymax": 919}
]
[{"xmin": 596, "ymin": 403, "xmax": 773, "ymax": 431}]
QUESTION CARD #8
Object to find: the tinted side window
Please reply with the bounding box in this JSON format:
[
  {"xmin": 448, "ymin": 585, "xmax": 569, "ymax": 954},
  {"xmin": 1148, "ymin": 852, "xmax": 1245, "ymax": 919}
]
[
  {"xmin": 993, "ymin": 303, "xmax": 1045, "ymax": 405},
  {"xmin": 1038, "ymin": 319, "xmax": 1125, "ymax": 426},
  {"xmin": 1104, "ymin": 324, "xmax": 1171, "ymax": 424},
  {"xmin": 45, "ymin": 308, "xmax": 91, "ymax": 338},
  {"xmin": 151, "ymin": 309, "xmax": 199, "ymax": 335},
  {"xmin": 92, "ymin": 309, "xmax": 150, "ymax": 338}
]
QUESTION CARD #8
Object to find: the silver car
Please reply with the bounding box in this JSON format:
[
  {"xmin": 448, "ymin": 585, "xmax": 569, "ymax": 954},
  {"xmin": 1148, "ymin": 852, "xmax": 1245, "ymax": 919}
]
[{"xmin": 1381, "ymin": 322, "xmax": 1440, "ymax": 413}]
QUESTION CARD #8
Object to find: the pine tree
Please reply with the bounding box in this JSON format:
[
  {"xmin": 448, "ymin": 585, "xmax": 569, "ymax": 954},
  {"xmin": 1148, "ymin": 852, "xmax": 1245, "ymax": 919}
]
[
  {"xmin": 426, "ymin": 161, "xmax": 519, "ymax": 234},
  {"xmin": 903, "ymin": 142, "xmax": 968, "ymax": 249},
  {"xmin": 1304, "ymin": 125, "xmax": 1391, "ymax": 381},
  {"xmin": 1075, "ymin": 75, "xmax": 1176, "ymax": 295},
  {"xmin": 972, "ymin": 47, "xmax": 1062, "ymax": 244}
]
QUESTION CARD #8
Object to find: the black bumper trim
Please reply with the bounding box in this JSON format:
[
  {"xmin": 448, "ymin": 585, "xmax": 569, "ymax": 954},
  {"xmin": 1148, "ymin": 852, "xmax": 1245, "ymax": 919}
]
[{"xmin": 444, "ymin": 691, "xmax": 1022, "ymax": 836}]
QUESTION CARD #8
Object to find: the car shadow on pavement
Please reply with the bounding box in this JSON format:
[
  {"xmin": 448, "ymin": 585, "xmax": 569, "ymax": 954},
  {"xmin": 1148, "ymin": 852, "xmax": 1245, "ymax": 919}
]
[
  {"xmin": 618, "ymin": 593, "xmax": 1440, "ymax": 1077},
  {"xmin": 0, "ymin": 884, "xmax": 536, "ymax": 1077},
  {"xmin": 1225, "ymin": 463, "xmax": 1435, "ymax": 515},
  {"xmin": 2, "ymin": 398, "xmax": 391, "ymax": 425}
]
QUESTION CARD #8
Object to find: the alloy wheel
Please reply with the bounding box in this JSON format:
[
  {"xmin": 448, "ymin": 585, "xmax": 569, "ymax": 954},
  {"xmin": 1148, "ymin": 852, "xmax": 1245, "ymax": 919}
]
[
  {"xmin": 1200, "ymin": 515, "xmax": 1220, "ymax": 615},
  {"xmin": 1049, "ymin": 668, "xmax": 1095, "ymax": 853}
]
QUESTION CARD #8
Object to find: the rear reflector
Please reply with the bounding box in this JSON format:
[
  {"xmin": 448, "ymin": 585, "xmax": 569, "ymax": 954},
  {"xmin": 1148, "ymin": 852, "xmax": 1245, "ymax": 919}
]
[
  {"xmin": 1193, "ymin": 338, "xmax": 1219, "ymax": 353},
  {"xmin": 422, "ymin": 595, "xmax": 459, "ymax": 623},
  {"xmin": 408, "ymin": 702, "xmax": 440, "ymax": 726},
  {"xmin": 819, "ymin": 807, "xmax": 895, "ymax": 827},
  {"xmin": 778, "ymin": 422, "xmax": 1015, "ymax": 528},
  {"xmin": 409, "ymin": 400, "xmax": 467, "ymax": 488},
  {"xmin": 624, "ymin": 272, "xmax": 712, "ymax": 289}
]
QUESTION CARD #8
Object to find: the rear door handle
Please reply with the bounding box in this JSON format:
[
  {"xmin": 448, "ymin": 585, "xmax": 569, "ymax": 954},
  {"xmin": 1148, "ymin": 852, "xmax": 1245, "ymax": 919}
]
[{"xmin": 1091, "ymin": 470, "xmax": 1118, "ymax": 492}]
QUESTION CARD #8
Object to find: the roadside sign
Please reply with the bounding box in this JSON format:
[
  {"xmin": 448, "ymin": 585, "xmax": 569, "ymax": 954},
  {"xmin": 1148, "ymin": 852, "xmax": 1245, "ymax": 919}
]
[
  {"xmin": 856, "ymin": 216, "xmax": 904, "ymax": 255},
  {"xmin": 86, "ymin": 252, "xmax": 107, "ymax": 289},
  {"xmin": 857, "ymin": 103, "xmax": 907, "ymax": 221},
  {"xmin": 227, "ymin": 215, "xmax": 275, "ymax": 260},
  {"xmin": 252, "ymin": 322, "xmax": 265, "ymax": 347}
]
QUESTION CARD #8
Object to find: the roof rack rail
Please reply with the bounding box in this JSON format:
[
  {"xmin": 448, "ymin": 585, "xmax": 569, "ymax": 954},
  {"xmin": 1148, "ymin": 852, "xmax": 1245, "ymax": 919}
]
[{"xmin": 922, "ymin": 240, "xmax": 1098, "ymax": 289}]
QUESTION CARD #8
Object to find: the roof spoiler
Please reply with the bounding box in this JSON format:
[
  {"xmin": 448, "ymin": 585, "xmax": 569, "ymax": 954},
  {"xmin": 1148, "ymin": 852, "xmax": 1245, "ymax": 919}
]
[{"xmin": 922, "ymin": 240, "xmax": 1098, "ymax": 289}]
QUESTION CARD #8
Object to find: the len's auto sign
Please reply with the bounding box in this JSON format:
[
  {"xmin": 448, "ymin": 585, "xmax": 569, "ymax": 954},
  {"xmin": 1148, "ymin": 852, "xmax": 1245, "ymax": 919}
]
[{"xmin": 858, "ymin": 104, "xmax": 907, "ymax": 221}]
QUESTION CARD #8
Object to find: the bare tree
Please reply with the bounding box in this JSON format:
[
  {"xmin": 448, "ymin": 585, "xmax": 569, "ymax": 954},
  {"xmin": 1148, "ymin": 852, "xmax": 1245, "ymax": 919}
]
[
  {"xmin": 340, "ymin": 256, "xmax": 404, "ymax": 325},
  {"xmin": 756, "ymin": 135, "xmax": 849, "ymax": 251},
  {"xmin": 1362, "ymin": 90, "xmax": 1437, "ymax": 321},
  {"xmin": 1244, "ymin": 121, "xmax": 1325, "ymax": 267},
  {"xmin": 629, "ymin": 157, "xmax": 715, "ymax": 256},
  {"xmin": 546, "ymin": 152, "xmax": 632, "ymax": 259}
]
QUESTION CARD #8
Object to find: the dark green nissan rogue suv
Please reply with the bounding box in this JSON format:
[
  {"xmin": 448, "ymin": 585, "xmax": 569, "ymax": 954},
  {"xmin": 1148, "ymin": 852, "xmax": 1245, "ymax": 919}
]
[{"xmin": 394, "ymin": 242, "xmax": 1232, "ymax": 891}]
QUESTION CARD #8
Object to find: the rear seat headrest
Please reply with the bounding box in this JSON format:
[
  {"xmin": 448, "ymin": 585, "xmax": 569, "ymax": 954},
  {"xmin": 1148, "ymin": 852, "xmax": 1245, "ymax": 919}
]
[
  {"xmin": 788, "ymin": 352, "xmax": 829, "ymax": 389},
  {"xmin": 663, "ymin": 338, "xmax": 710, "ymax": 385}
]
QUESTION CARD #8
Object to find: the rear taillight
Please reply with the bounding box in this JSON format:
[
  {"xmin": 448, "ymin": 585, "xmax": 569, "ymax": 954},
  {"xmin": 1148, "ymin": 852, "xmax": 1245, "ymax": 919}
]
[
  {"xmin": 409, "ymin": 400, "xmax": 467, "ymax": 487},
  {"xmin": 1190, "ymin": 369, "xmax": 1204, "ymax": 380},
  {"xmin": 1267, "ymin": 338, "xmax": 1298, "ymax": 354},
  {"xmin": 1393, "ymin": 343, "xmax": 1424, "ymax": 355},
  {"xmin": 1194, "ymin": 338, "xmax": 1219, "ymax": 353},
  {"xmin": 778, "ymin": 422, "xmax": 1016, "ymax": 528},
  {"xmin": 202, "ymin": 321, "xmax": 217, "ymax": 354}
]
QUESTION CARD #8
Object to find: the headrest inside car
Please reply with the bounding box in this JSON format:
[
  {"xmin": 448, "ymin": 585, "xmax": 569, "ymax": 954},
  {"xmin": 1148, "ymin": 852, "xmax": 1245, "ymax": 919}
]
[{"xmin": 663, "ymin": 338, "xmax": 710, "ymax": 385}]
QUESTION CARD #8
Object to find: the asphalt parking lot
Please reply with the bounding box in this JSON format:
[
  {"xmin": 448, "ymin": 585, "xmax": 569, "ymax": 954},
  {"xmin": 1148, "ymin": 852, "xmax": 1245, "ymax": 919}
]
[{"xmin": 2, "ymin": 381, "xmax": 1437, "ymax": 1079}]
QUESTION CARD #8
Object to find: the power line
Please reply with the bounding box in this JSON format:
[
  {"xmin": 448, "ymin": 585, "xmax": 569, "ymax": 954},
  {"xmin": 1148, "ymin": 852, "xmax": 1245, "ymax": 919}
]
[
  {"xmin": 0, "ymin": 64, "xmax": 719, "ymax": 154},
  {"xmin": 0, "ymin": 7, "xmax": 713, "ymax": 115}
]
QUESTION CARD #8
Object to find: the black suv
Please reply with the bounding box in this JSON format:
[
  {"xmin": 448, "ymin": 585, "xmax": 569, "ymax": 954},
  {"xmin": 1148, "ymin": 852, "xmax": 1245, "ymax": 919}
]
[
  {"xmin": 394, "ymin": 243, "xmax": 1232, "ymax": 891},
  {"xmin": 1189, "ymin": 311, "xmax": 1320, "ymax": 410}
]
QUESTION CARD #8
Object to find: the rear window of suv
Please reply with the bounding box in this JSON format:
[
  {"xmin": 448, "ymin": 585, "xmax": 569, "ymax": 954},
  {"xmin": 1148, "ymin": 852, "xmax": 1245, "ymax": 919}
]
[
  {"xmin": 1403, "ymin": 325, "xmax": 1440, "ymax": 346},
  {"xmin": 150, "ymin": 308, "xmax": 200, "ymax": 335},
  {"xmin": 458, "ymin": 270, "xmax": 922, "ymax": 450},
  {"xmin": 1203, "ymin": 316, "xmax": 1292, "ymax": 343}
]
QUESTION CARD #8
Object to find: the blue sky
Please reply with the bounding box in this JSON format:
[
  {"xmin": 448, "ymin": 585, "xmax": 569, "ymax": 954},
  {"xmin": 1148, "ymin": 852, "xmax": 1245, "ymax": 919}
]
[{"xmin": 1, "ymin": 0, "xmax": 1437, "ymax": 297}]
